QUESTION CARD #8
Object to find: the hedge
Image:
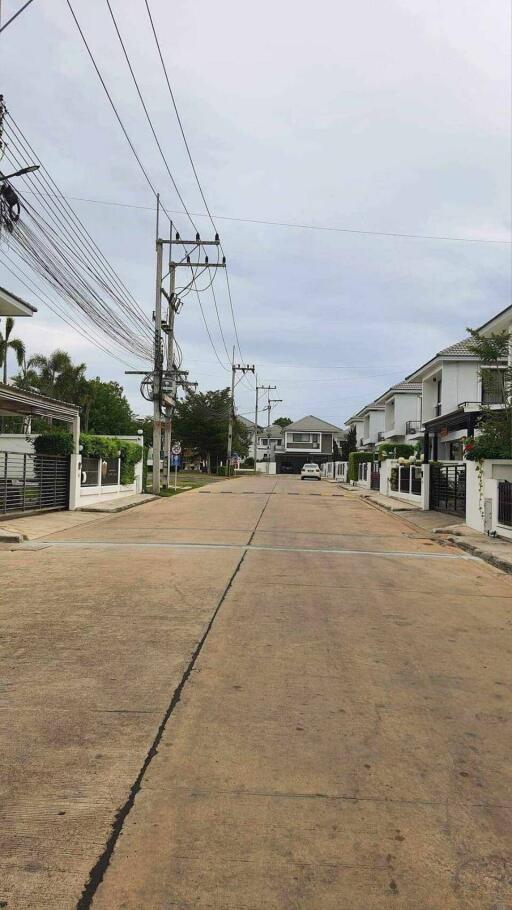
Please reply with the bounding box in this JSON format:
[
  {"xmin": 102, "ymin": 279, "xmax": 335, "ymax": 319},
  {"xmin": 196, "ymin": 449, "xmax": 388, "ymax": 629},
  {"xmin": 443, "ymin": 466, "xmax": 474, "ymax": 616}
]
[
  {"xmin": 34, "ymin": 431, "xmax": 142, "ymax": 485},
  {"xmin": 378, "ymin": 443, "xmax": 416, "ymax": 461},
  {"xmin": 347, "ymin": 451, "xmax": 374, "ymax": 482},
  {"xmin": 33, "ymin": 430, "xmax": 74, "ymax": 457}
]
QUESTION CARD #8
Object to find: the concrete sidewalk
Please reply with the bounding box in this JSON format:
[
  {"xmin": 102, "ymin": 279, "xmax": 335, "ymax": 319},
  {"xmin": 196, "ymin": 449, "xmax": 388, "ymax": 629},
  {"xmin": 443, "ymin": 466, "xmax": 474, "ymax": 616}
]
[{"xmin": 2, "ymin": 474, "xmax": 512, "ymax": 910}]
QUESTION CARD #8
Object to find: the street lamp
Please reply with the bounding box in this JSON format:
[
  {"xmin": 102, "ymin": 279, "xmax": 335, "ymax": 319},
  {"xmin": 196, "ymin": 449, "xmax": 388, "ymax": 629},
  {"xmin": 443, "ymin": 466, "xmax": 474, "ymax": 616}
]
[{"xmin": 0, "ymin": 164, "xmax": 40, "ymax": 180}]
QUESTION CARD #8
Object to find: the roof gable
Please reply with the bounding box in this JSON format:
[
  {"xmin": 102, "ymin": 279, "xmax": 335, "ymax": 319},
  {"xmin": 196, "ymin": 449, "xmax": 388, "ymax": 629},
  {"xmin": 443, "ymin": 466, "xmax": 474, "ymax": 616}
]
[{"xmin": 286, "ymin": 415, "xmax": 343, "ymax": 433}]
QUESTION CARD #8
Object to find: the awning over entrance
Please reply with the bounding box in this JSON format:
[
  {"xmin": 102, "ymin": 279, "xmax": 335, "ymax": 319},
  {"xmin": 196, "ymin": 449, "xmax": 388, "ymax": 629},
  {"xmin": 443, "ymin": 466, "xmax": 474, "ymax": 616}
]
[{"xmin": 0, "ymin": 384, "xmax": 80, "ymax": 450}]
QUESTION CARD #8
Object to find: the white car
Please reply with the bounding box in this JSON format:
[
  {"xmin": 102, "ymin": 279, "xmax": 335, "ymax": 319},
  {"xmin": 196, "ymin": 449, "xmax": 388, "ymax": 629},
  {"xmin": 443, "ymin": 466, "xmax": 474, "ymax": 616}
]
[{"xmin": 301, "ymin": 463, "xmax": 321, "ymax": 481}]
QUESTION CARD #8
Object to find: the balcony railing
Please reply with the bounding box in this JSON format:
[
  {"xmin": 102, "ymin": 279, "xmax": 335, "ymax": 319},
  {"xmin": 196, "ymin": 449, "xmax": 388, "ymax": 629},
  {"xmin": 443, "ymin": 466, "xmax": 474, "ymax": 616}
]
[{"xmin": 406, "ymin": 420, "xmax": 423, "ymax": 435}]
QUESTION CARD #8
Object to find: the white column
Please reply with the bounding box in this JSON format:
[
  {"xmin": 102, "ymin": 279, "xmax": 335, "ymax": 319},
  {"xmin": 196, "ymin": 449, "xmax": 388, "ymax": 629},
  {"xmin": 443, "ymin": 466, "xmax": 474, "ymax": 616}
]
[{"xmin": 68, "ymin": 413, "xmax": 81, "ymax": 511}]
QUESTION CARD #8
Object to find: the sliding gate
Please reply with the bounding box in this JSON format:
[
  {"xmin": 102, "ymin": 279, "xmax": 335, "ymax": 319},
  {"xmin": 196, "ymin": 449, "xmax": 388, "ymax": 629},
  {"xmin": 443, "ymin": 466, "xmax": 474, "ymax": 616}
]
[
  {"xmin": 430, "ymin": 463, "xmax": 466, "ymax": 517},
  {"xmin": 0, "ymin": 452, "xmax": 70, "ymax": 515}
]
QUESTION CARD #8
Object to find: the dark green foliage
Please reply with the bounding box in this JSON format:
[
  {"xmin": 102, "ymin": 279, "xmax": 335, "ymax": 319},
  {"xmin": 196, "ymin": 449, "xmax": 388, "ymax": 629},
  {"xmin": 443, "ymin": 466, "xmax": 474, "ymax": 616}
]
[
  {"xmin": 348, "ymin": 451, "xmax": 374, "ymax": 482},
  {"xmin": 273, "ymin": 417, "xmax": 293, "ymax": 428},
  {"xmin": 118, "ymin": 440, "xmax": 143, "ymax": 485},
  {"xmin": 33, "ymin": 431, "xmax": 74, "ymax": 457},
  {"xmin": 80, "ymin": 434, "xmax": 120, "ymax": 459},
  {"xmin": 340, "ymin": 426, "xmax": 356, "ymax": 461},
  {"xmin": 378, "ymin": 443, "xmax": 415, "ymax": 461},
  {"xmin": 243, "ymin": 456, "xmax": 255, "ymax": 468},
  {"xmin": 172, "ymin": 390, "xmax": 250, "ymax": 463},
  {"xmin": 465, "ymin": 328, "xmax": 512, "ymax": 460}
]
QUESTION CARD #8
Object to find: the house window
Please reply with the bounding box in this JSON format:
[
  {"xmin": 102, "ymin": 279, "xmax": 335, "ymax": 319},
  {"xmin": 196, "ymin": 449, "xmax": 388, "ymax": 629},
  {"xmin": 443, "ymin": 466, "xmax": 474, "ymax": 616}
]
[
  {"xmin": 435, "ymin": 379, "xmax": 442, "ymax": 416},
  {"xmin": 259, "ymin": 438, "xmax": 268, "ymax": 447},
  {"xmin": 481, "ymin": 369, "xmax": 505, "ymax": 405},
  {"xmin": 449, "ymin": 441, "xmax": 464, "ymax": 461},
  {"xmin": 292, "ymin": 433, "xmax": 310, "ymax": 442}
]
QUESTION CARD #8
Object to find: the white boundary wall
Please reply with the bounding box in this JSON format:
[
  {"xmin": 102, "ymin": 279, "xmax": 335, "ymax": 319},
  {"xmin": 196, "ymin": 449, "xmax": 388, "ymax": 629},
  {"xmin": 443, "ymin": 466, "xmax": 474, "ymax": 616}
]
[{"xmin": 466, "ymin": 459, "xmax": 512, "ymax": 540}]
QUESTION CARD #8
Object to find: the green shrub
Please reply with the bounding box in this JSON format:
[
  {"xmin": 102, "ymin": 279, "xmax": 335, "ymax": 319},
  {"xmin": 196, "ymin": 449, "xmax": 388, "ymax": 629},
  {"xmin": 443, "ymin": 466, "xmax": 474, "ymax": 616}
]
[
  {"xmin": 348, "ymin": 451, "xmax": 374, "ymax": 482},
  {"xmin": 33, "ymin": 430, "xmax": 74, "ymax": 457},
  {"xmin": 118, "ymin": 440, "xmax": 143, "ymax": 485},
  {"xmin": 80, "ymin": 434, "xmax": 120, "ymax": 460},
  {"xmin": 378, "ymin": 443, "xmax": 416, "ymax": 461},
  {"xmin": 243, "ymin": 456, "xmax": 255, "ymax": 468}
]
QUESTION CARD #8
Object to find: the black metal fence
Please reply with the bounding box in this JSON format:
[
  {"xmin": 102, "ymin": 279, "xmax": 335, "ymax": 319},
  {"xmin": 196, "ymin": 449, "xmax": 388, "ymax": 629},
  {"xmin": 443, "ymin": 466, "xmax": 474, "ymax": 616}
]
[
  {"xmin": 498, "ymin": 481, "xmax": 512, "ymax": 527},
  {"xmin": 370, "ymin": 462, "xmax": 380, "ymax": 490},
  {"xmin": 430, "ymin": 463, "xmax": 466, "ymax": 516},
  {"xmin": 0, "ymin": 452, "xmax": 70, "ymax": 515}
]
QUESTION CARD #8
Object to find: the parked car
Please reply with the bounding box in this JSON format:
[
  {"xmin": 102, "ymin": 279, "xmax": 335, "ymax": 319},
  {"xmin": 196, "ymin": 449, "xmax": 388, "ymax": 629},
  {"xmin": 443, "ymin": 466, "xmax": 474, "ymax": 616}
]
[
  {"xmin": 279, "ymin": 462, "xmax": 295, "ymax": 474},
  {"xmin": 301, "ymin": 463, "xmax": 321, "ymax": 481}
]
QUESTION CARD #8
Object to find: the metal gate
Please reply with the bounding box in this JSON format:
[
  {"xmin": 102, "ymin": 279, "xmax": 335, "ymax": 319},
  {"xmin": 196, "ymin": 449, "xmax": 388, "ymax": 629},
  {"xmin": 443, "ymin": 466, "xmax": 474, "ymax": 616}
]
[
  {"xmin": 430, "ymin": 463, "xmax": 466, "ymax": 516},
  {"xmin": 0, "ymin": 452, "xmax": 70, "ymax": 515},
  {"xmin": 370, "ymin": 461, "xmax": 381, "ymax": 491}
]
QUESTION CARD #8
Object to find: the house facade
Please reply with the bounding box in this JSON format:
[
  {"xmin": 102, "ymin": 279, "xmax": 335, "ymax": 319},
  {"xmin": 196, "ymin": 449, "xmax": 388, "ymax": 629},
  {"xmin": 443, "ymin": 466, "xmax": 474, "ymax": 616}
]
[
  {"xmin": 273, "ymin": 416, "xmax": 344, "ymax": 474},
  {"xmin": 374, "ymin": 381, "xmax": 422, "ymax": 446},
  {"xmin": 345, "ymin": 402, "xmax": 385, "ymax": 450},
  {"xmin": 256, "ymin": 423, "xmax": 284, "ymax": 464},
  {"xmin": 406, "ymin": 339, "xmax": 506, "ymax": 462}
]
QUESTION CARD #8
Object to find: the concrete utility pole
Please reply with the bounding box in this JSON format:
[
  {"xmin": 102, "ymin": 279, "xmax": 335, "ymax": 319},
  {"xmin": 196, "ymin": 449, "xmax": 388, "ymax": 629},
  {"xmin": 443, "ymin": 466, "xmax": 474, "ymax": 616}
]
[
  {"xmin": 265, "ymin": 396, "xmax": 282, "ymax": 473},
  {"xmin": 145, "ymin": 226, "xmax": 222, "ymax": 494},
  {"xmin": 254, "ymin": 384, "xmax": 276, "ymax": 469},
  {"xmin": 227, "ymin": 354, "xmax": 255, "ymax": 476}
]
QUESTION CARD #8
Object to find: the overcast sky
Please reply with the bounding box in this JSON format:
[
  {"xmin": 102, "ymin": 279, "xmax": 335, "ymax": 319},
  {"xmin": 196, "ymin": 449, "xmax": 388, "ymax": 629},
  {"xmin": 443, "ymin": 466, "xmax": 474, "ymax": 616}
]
[{"xmin": 1, "ymin": 0, "xmax": 510, "ymax": 426}]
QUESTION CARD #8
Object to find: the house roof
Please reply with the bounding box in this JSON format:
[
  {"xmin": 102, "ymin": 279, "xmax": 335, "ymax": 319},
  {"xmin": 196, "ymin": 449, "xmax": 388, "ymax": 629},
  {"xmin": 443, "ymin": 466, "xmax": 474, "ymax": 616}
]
[
  {"xmin": 345, "ymin": 400, "xmax": 385, "ymax": 423},
  {"xmin": 405, "ymin": 337, "xmax": 482, "ymax": 381},
  {"xmin": 0, "ymin": 285, "xmax": 37, "ymax": 317},
  {"xmin": 237, "ymin": 415, "xmax": 259, "ymax": 430},
  {"xmin": 477, "ymin": 304, "xmax": 512, "ymax": 335},
  {"xmin": 258, "ymin": 424, "xmax": 283, "ymax": 438},
  {"xmin": 0, "ymin": 383, "xmax": 79, "ymax": 420},
  {"xmin": 374, "ymin": 380, "xmax": 422, "ymax": 404},
  {"xmin": 285, "ymin": 415, "xmax": 344, "ymax": 433}
]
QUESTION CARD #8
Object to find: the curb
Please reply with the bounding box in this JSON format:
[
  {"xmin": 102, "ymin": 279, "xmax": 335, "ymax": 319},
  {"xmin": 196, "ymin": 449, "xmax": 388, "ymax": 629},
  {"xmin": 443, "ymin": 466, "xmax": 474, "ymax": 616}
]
[
  {"xmin": 0, "ymin": 529, "xmax": 25, "ymax": 543},
  {"xmin": 78, "ymin": 495, "xmax": 158, "ymax": 514},
  {"xmin": 442, "ymin": 535, "xmax": 512, "ymax": 576}
]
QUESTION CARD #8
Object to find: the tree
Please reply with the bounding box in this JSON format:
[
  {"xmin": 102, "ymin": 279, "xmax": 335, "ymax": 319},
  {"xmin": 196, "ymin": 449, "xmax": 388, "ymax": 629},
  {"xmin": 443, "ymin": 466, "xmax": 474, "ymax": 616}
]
[
  {"xmin": 464, "ymin": 327, "xmax": 512, "ymax": 460},
  {"xmin": 0, "ymin": 317, "xmax": 25, "ymax": 386},
  {"xmin": 172, "ymin": 389, "xmax": 250, "ymax": 467},
  {"xmin": 85, "ymin": 378, "xmax": 137, "ymax": 435},
  {"xmin": 26, "ymin": 350, "xmax": 88, "ymax": 404},
  {"xmin": 340, "ymin": 425, "xmax": 357, "ymax": 461},
  {"xmin": 0, "ymin": 317, "xmax": 26, "ymax": 430},
  {"xmin": 273, "ymin": 417, "xmax": 293, "ymax": 428}
]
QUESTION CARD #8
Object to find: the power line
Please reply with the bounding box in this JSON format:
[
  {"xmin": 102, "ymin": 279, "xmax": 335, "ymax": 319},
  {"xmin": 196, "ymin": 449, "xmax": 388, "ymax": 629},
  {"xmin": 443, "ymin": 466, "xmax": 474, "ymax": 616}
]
[
  {"xmin": 13, "ymin": 189, "xmax": 511, "ymax": 246},
  {"xmin": 103, "ymin": 0, "xmax": 196, "ymax": 233},
  {"xmin": 143, "ymin": 0, "xmax": 216, "ymax": 235},
  {"xmin": 0, "ymin": 0, "xmax": 36, "ymax": 33}
]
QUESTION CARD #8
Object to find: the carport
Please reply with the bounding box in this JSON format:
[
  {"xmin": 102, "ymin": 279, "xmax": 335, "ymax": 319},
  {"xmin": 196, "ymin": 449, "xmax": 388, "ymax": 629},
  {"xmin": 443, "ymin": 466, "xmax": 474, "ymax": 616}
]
[
  {"xmin": 275, "ymin": 453, "xmax": 330, "ymax": 474},
  {"xmin": 0, "ymin": 384, "xmax": 80, "ymax": 515}
]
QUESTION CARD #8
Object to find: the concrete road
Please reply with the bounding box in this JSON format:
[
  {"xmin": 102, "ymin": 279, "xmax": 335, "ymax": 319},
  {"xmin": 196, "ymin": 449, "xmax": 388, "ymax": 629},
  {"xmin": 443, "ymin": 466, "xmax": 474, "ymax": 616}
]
[{"xmin": 1, "ymin": 475, "xmax": 512, "ymax": 909}]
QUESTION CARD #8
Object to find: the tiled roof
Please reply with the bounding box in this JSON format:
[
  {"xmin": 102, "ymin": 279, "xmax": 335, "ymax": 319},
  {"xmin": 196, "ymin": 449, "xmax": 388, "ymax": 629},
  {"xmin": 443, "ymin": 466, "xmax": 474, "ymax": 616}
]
[
  {"xmin": 286, "ymin": 415, "xmax": 344, "ymax": 433},
  {"xmin": 390, "ymin": 381, "xmax": 422, "ymax": 391},
  {"xmin": 259, "ymin": 424, "xmax": 283, "ymax": 437},
  {"xmin": 436, "ymin": 339, "xmax": 475, "ymax": 357},
  {"xmin": 345, "ymin": 400, "xmax": 385, "ymax": 423}
]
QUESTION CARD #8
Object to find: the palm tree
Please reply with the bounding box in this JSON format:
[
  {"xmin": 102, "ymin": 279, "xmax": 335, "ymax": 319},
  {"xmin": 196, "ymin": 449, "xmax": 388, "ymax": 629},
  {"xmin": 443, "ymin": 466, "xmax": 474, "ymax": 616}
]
[
  {"xmin": 0, "ymin": 317, "xmax": 26, "ymax": 432},
  {"xmin": 0, "ymin": 317, "xmax": 26, "ymax": 387},
  {"xmin": 27, "ymin": 350, "xmax": 87, "ymax": 401}
]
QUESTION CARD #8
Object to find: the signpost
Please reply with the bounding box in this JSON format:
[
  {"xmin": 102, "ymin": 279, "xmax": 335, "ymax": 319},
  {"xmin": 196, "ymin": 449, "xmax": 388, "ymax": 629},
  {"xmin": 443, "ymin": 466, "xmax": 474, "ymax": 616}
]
[{"xmin": 171, "ymin": 442, "xmax": 182, "ymax": 491}]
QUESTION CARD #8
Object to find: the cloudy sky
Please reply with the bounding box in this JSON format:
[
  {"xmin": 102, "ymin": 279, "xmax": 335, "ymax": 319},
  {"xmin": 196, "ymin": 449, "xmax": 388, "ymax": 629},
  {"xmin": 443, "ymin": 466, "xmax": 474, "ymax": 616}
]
[{"xmin": 1, "ymin": 0, "xmax": 510, "ymax": 426}]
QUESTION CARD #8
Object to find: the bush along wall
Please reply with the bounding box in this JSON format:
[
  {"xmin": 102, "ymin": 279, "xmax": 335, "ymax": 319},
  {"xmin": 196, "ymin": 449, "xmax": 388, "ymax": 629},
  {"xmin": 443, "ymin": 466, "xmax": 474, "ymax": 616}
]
[
  {"xmin": 34, "ymin": 431, "xmax": 142, "ymax": 485},
  {"xmin": 33, "ymin": 430, "xmax": 74, "ymax": 457},
  {"xmin": 347, "ymin": 451, "xmax": 374, "ymax": 482},
  {"xmin": 378, "ymin": 443, "xmax": 416, "ymax": 461}
]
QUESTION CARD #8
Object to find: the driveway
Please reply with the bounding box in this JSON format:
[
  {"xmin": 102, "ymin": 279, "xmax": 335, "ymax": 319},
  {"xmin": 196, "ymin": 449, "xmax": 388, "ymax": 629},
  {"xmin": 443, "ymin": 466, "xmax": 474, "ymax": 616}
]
[{"xmin": 1, "ymin": 475, "xmax": 511, "ymax": 909}]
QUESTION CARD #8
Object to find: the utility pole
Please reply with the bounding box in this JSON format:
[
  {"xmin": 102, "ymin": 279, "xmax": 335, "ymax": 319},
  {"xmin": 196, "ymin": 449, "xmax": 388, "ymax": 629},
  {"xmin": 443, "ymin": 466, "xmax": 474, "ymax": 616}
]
[
  {"xmin": 254, "ymin": 383, "xmax": 276, "ymax": 469},
  {"xmin": 265, "ymin": 396, "xmax": 282, "ymax": 473},
  {"xmin": 227, "ymin": 354, "xmax": 255, "ymax": 476},
  {"xmin": 141, "ymin": 227, "xmax": 222, "ymax": 494},
  {"xmin": 152, "ymin": 196, "xmax": 163, "ymax": 495}
]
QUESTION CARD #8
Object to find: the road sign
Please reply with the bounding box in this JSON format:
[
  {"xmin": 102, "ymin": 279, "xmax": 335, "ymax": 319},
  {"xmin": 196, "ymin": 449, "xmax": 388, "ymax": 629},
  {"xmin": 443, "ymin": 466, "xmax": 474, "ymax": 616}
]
[{"xmin": 171, "ymin": 442, "xmax": 182, "ymax": 455}]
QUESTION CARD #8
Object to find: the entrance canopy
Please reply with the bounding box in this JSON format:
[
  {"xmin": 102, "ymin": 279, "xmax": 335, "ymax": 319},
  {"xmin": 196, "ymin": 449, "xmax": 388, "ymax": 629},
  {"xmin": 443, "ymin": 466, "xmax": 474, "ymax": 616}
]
[{"xmin": 0, "ymin": 384, "xmax": 80, "ymax": 451}]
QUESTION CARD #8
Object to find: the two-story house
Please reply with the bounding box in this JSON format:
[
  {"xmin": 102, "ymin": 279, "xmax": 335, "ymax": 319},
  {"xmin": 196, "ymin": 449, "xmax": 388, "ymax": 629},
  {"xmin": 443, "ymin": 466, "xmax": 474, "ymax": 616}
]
[
  {"xmin": 256, "ymin": 423, "xmax": 284, "ymax": 463},
  {"xmin": 345, "ymin": 401, "xmax": 385, "ymax": 450},
  {"xmin": 275, "ymin": 416, "xmax": 344, "ymax": 474},
  {"xmin": 374, "ymin": 381, "xmax": 423, "ymax": 445},
  {"xmin": 406, "ymin": 338, "xmax": 507, "ymax": 461}
]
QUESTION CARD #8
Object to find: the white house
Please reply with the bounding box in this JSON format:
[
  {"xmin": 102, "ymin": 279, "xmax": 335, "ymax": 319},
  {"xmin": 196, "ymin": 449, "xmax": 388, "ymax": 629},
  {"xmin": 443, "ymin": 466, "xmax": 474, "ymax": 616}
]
[
  {"xmin": 406, "ymin": 338, "xmax": 506, "ymax": 462},
  {"xmin": 256, "ymin": 423, "xmax": 284, "ymax": 464},
  {"xmin": 345, "ymin": 401, "xmax": 385, "ymax": 450},
  {"xmin": 374, "ymin": 381, "xmax": 422, "ymax": 445}
]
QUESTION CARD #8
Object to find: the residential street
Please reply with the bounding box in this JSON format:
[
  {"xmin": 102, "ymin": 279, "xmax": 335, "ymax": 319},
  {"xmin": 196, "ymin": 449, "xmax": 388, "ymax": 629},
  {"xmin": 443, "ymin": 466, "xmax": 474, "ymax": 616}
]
[{"xmin": 2, "ymin": 475, "xmax": 512, "ymax": 909}]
